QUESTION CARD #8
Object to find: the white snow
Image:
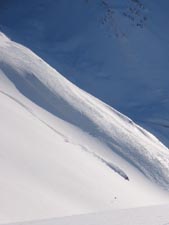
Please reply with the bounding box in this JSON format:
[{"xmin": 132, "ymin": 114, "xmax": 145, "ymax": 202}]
[
  {"xmin": 1, "ymin": 1, "xmax": 169, "ymax": 224},
  {"xmin": 4, "ymin": 205, "xmax": 169, "ymax": 225},
  {"xmin": 1, "ymin": 0, "xmax": 169, "ymax": 146},
  {"xmin": 0, "ymin": 32, "xmax": 169, "ymax": 223}
]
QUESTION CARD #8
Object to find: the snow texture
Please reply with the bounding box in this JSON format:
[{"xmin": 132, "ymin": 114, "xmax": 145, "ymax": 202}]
[
  {"xmin": 0, "ymin": 32, "xmax": 169, "ymax": 223},
  {"xmin": 1, "ymin": 0, "xmax": 169, "ymax": 146}
]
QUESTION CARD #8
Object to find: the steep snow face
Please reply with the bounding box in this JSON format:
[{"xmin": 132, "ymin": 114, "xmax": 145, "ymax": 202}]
[
  {"xmin": 0, "ymin": 0, "xmax": 169, "ymax": 146},
  {"xmin": 1, "ymin": 33, "xmax": 169, "ymax": 223},
  {"xmin": 1, "ymin": 32, "xmax": 169, "ymax": 189}
]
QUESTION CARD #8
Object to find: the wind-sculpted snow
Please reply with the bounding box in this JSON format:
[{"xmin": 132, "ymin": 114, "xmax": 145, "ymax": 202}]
[
  {"xmin": 1, "ymin": 0, "xmax": 169, "ymax": 146},
  {"xmin": 0, "ymin": 1, "xmax": 169, "ymax": 222},
  {"xmin": 1, "ymin": 32, "xmax": 169, "ymax": 223},
  {"xmin": 0, "ymin": 33, "xmax": 169, "ymax": 190}
]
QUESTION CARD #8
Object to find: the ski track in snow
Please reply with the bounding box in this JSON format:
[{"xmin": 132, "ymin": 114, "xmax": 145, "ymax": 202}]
[{"xmin": 0, "ymin": 90, "xmax": 129, "ymax": 181}]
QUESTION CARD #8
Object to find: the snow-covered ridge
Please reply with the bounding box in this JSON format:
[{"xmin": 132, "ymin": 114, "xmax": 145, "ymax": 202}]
[
  {"xmin": 1, "ymin": 32, "xmax": 169, "ymax": 223},
  {"xmin": 1, "ymin": 0, "xmax": 169, "ymax": 147},
  {"xmin": 0, "ymin": 33, "xmax": 169, "ymax": 189}
]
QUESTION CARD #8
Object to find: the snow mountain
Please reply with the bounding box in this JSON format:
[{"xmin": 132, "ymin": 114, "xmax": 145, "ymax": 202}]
[
  {"xmin": 0, "ymin": 32, "xmax": 169, "ymax": 223},
  {"xmin": 1, "ymin": 1, "xmax": 169, "ymax": 224},
  {"xmin": 0, "ymin": 0, "xmax": 169, "ymax": 146}
]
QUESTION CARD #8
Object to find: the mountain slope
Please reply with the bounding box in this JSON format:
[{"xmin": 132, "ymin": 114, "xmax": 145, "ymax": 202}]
[
  {"xmin": 6, "ymin": 205, "xmax": 169, "ymax": 225},
  {"xmin": 1, "ymin": 32, "xmax": 169, "ymax": 223},
  {"xmin": 0, "ymin": 0, "xmax": 169, "ymax": 146}
]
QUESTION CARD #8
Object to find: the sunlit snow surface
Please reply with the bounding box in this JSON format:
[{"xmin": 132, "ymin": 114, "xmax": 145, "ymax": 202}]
[
  {"xmin": 0, "ymin": 0, "xmax": 169, "ymax": 146},
  {"xmin": 0, "ymin": 32, "xmax": 169, "ymax": 223}
]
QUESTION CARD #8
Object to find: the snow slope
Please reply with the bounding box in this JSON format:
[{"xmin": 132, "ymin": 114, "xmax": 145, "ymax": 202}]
[
  {"xmin": 0, "ymin": 0, "xmax": 169, "ymax": 146},
  {"xmin": 1, "ymin": 32, "xmax": 169, "ymax": 223},
  {"xmin": 6, "ymin": 204, "xmax": 169, "ymax": 225}
]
